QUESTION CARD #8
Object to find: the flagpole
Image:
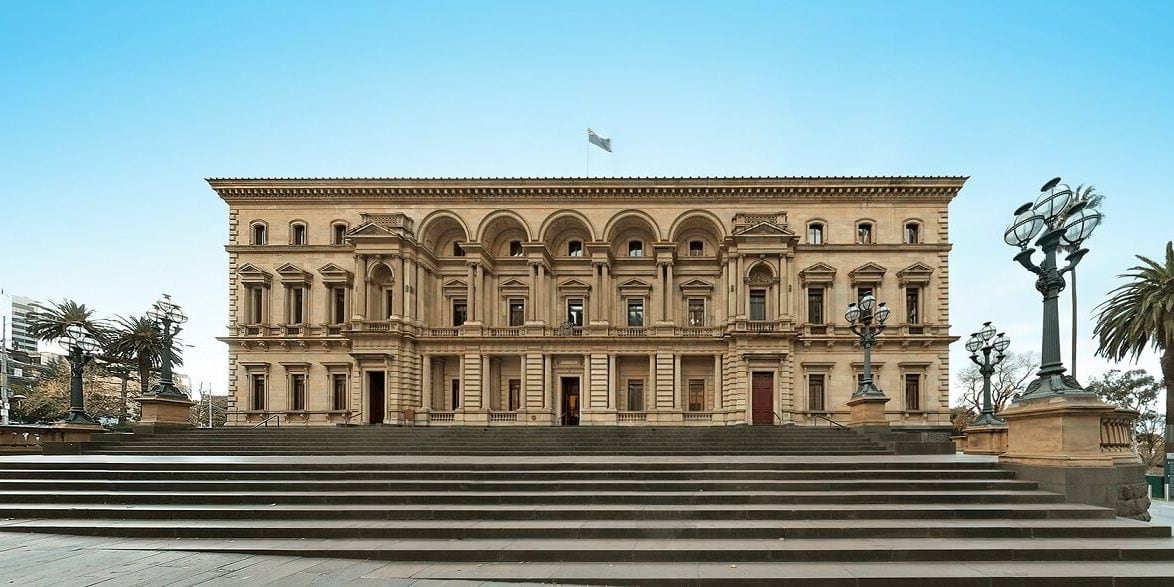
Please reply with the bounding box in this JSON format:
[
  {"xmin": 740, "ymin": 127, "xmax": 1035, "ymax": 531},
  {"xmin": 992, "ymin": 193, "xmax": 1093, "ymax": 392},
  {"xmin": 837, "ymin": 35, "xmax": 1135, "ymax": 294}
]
[{"xmin": 585, "ymin": 129, "xmax": 590, "ymax": 177}]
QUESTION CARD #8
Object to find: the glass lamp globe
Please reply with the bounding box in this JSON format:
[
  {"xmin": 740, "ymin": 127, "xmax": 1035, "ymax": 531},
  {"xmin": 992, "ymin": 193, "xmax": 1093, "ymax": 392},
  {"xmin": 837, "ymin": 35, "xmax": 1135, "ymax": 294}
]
[
  {"xmin": 78, "ymin": 335, "xmax": 102, "ymax": 356},
  {"xmin": 1033, "ymin": 181, "xmax": 1074, "ymax": 223},
  {"xmin": 874, "ymin": 302, "xmax": 891, "ymax": 323},
  {"xmin": 965, "ymin": 335, "xmax": 982, "ymax": 353},
  {"xmin": 979, "ymin": 321, "xmax": 997, "ymax": 341},
  {"xmin": 1004, "ymin": 204, "xmax": 1046, "ymax": 248},
  {"xmin": 858, "ymin": 294, "xmax": 876, "ymax": 313},
  {"xmin": 993, "ymin": 333, "xmax": 1011, "ymax": 352},
  {"xmin": 1061, "ymin": 208, "xmax": 1102, "ymax": 246},
  {"xmin": 844, "ymin": 303, "xmax": 860, "ymax": 323},
  {"xmin": 65, "ymin": 323, "xmax": 86, "ymax": 347}
]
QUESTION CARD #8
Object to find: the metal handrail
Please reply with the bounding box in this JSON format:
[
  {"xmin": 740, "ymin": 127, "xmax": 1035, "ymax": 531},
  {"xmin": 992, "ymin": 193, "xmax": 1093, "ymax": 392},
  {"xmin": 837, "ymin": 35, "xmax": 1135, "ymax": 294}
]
[
  {"xmin": 812, "ymin": 413, "xmax": 847, "ymax": 428},
  {"xmin": 252, "ymin": 414, "xmax": 281, "ymax": 428}
]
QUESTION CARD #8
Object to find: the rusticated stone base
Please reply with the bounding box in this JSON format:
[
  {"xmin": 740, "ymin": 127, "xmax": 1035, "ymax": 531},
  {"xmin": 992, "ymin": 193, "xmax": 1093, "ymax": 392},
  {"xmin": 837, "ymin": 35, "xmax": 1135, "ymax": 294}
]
[{"xmin": 1002, "ymin": 461, "xmax": 1151, "ymax": 521}]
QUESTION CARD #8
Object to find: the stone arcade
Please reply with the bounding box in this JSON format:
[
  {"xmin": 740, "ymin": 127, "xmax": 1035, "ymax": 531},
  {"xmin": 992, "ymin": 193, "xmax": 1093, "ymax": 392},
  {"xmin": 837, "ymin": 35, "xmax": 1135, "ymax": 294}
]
[{"xmin": 212, "ymin": 177, "xmax": 964, "ymax": 428}]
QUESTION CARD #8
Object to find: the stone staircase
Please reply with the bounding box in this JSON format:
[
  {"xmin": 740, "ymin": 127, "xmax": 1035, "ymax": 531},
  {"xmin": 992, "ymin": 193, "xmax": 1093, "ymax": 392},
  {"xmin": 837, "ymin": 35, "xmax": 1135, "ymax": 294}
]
[{"xmin": 0, "ymin": 428, "xmax": 1170, "ymax": 583}]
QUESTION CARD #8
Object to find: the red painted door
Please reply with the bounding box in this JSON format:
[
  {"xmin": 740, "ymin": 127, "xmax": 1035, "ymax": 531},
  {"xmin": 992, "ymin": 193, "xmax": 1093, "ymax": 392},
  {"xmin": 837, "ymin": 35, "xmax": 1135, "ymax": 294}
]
[{"xmin": 751, "ymin": 372, "xmax": 774, "ymax": 425}]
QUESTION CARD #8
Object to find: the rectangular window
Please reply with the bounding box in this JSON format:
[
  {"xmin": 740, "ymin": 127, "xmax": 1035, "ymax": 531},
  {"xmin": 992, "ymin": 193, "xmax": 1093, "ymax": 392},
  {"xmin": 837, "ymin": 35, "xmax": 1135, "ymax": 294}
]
[
  {"xmin": 857, "ymin": 287, "xmax": 874, "ymax": 303},
  {"xmin": 688, "ymin": 379, "xmax": 705, "ymax": 412},
  {"xmin": 290, "ymin": 287, "xmax": 305, "ymax": 324},
  {"xmin": 249, "ymin": 287, "xmax": 264, "ymax": 324},
  {"xmin": 333, "ymin": 224, "xmax": 346, "ymax": 245},
  {"xmin": 332, "ymin": 374, "xmax": 347, "ymax": 410},
  {"xmin": 808, "ymin": 374, "xmax": 826, "ymax": 412},
  {"xmin": 905, "ymin": 374, "xmax": 921, "ymax": 411},
  {"xmin": 509, "ymin": 241, "xmax": 523, "ymax": 256},
  {"xmin": 568, "ymin": 240, "xmax": 583, "ymax": 256},
  {"xmin": 332, "ymin": 287, "xmax": 346, "ymax": 325},
  {"xmin": 290, "ymin": 374, "xmax": 306, "ymax": 411},
  {"xmin": 250, "ymin": 374, "xmax": 266, "ymax": 411},
  {"xmin": 628, "ymin": 240, "xmax": 643, "ymax": 256},
  {"xmin": 292, "ymin": 224, "xmax": 307, "ymax": 245},
  {"xmin": 807, "ymin": 288, "xmax": 824, "ymax": 324},
  {"xmin": 687, "ymin": 298, "xmax": 705, "ymax": 326},
  {"xmin": 627, "ymin": 298, "xmax": 644, "ymax": 327},
  {"xmin": 385, "ymin": 290, "xmax": 394, "ymax": 319},
  {"xmin": 808, "ymin": 223, "xmax": 824, "ymax": 244},
  {"xmin": 452, "ymin": 242, "xmax": 465, "ymax": 256},
  {"xmin": 509, "ymin": 299, "xmax": 525, "ymax": 327},
  {"xmin": 749, "ymin": 289, "xmax": 767, "ymax": 321},
  {"xmin": 905, "ymin": 287, "xmax": 920, "ymax": 324},
  {"xmin": 857, "ymin": 223, "xmax": 873, "ymax": 244},
  {"xmin": 452, "ymin": 300, "xmax": 467, "ymax": 326},
  {"xmin": 626, "ymin": 380, "xmax": 644, "ymax": 411},
  {"xmin": 688, "ymin": 240, "xmax": 704, "ymax": 256},
  {"xmin": 567, "ymin": 299, "xmax": 584, "ymax": 326},
  {"xmin": 904, "ymin": 223, "xmax": 920, "ymax": 244},
  {"xmin": 451, "ymin": 379, "xmax": 461, "ymax": 409},
  {"xmin": 508, "ymin": 379, "xmax": 521, "ymax": 411},
  {"xmin": 252, "ymin": 225, "xmax": 267, "ymax": 245}
]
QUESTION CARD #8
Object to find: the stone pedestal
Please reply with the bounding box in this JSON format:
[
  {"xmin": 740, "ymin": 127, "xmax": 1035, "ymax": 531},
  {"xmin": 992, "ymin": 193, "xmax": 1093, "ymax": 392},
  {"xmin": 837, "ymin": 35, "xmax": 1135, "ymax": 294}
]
[
  {"xmin": 963, "ymin": 423, "xmax": 1008, "ymax": 455},
  {"xmin": 999, "ymin": 394, "xmax": 1149, "ymax": 520},
  {"xmin": 48, "ymin": 422, "xmax": 106, "ymax": 443},
  {"xmin": 846, "ymin": 394, "xmax": 890, "ymax": 429},
  {"xmin": 134, "ymin": 395, "xmax": 196, "ymax": 434}
]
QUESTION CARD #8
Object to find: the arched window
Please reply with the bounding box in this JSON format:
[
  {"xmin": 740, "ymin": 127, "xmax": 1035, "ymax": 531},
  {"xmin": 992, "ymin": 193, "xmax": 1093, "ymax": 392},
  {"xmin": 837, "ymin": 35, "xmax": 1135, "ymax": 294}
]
[
  {"xmin": 807, "ymin": 222, "xmax": 825, "ymax": 245},
  {"xmin": 250, "ymin": 222, "xmax": 268, "ymax": 245},
  {"xmin": 904, "ymin": 221, "xmax": 921, "ymax": 244},
  {"xmin": 291, "ymin": 222, "xmax": 308, "ymax": 245},
  {"xmin": 856, "ymin": 222, "xmax": 874, "ymax": 245},
  {"xmin": 747, "ymin": 264, "xmax": 774, "ymax": 321},
  {"xmin": 332, "ymin": 222, "xmax": 348, "ymax": 245}
]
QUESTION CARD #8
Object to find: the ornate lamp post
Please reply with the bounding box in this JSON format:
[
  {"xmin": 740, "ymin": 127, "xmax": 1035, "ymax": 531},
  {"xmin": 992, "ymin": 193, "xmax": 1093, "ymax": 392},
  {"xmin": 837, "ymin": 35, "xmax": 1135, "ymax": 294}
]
[
  {"xmin": 1003, "ymin": 177, "xmax": 1102, "ymax": 401},
  {"xmin": 966, "ymin": 322, "xmax": 1011, "ymax": 425},
  {"xmin": 63, "ymin": 323, "xmax": 102, "ymax": 425},
  {"xmin": 845, "ymin": 294, "xmax": 890, "ymax": 397},
  {"xmin": 146, "ymin": 294, "xmax": 188, "ymax": 399}
]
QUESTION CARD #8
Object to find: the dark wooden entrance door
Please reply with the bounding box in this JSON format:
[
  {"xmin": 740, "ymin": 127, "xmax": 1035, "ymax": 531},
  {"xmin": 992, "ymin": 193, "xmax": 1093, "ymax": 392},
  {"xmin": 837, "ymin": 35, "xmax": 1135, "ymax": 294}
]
[
  {"xmin": 561, "ymin": 377, "xmax": 580, "ymax": 426},
  {"xmin": 751, "ymin": 372, "xmax": 774, "ymax": 425},
  {"xmin": 367, "ymin": 371, "xmax": 385, "ymax": 424}
]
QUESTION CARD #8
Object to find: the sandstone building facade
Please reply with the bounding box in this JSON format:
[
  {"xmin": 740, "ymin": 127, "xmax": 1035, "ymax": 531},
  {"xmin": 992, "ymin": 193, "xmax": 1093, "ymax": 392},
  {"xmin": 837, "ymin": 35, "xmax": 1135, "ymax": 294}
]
[{"xmin": 212, "ymin": 177, "xmax": 964, "ymax": 428}]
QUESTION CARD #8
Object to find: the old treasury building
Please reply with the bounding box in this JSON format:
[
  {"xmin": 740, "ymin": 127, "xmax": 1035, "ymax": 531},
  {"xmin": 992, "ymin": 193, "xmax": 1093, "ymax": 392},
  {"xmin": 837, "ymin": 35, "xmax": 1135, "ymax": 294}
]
[{"xmin": 212, "ymin": 177, "xmax": 965, "ymax": 429}]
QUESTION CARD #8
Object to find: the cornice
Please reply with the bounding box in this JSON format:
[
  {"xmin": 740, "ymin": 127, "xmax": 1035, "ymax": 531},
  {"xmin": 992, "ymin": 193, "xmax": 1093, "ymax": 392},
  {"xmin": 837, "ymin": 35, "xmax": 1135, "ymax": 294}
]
[
  {"xmin": 208, "ymin": 176, "xmax": 968, "ymax": 203},
  {"xmin": 794, "ymin": 244, "xmax": 952, "ymax": 253}
]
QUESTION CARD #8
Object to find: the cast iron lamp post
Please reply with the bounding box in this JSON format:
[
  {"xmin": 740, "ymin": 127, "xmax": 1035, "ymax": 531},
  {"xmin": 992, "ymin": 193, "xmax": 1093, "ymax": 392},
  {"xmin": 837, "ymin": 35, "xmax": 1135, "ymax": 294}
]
[
  {"xmin": 1004, "ymin": 177, "xmax": 1102, "ymax": 401},
  {"xmin": 146, "ymin": 294, "xmax": 188, "ymax": 399},
  {"xmin": 63, "ymin": 323, "xmax": 102, "ymax": 425},
  {"xmin": 966, "ymin": 322, "xmax": 1011, "ymax": 425},
  {"xmin": 845, "ymin": 294, "xmax": 890, "ymax": 397}
]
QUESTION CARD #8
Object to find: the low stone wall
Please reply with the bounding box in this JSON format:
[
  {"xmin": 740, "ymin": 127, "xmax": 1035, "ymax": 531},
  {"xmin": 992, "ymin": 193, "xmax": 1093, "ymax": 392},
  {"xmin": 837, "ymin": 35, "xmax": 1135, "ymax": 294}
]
[{"xmin": 1002, "ymin": 462, "xmax": 1151, "ymax": 521}]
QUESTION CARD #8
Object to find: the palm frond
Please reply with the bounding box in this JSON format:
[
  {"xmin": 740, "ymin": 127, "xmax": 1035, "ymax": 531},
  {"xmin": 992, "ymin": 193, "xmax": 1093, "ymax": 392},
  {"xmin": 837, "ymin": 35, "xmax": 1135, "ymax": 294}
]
[{"xmin": 1094, "ymin": 242, "xmax": 1174, "ymax": 362}]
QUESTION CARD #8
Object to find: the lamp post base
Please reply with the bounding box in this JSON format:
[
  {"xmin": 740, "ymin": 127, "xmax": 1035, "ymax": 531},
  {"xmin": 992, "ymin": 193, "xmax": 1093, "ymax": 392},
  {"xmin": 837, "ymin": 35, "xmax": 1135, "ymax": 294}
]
[
  {"xmin": 963, "ymin": 422, "xmax": 1008, "ymax": 455},
  {"xmin": 134, "ymin": 395, "xmax": 196, "ymax": 434},
  {"xmin": 147, "ymin": 382, "xmax": 190, "ymax": 400},
  {"xmin": 846, "ymin": 394, "xmax": 890, "ymax": 430},
  {"xmin": 63, "ymin": 409, "xmax": 100, "ymax": 426},
  {"xmin": 1015, "ymin": 372, "xmax": 1094, "ymax": 403}
]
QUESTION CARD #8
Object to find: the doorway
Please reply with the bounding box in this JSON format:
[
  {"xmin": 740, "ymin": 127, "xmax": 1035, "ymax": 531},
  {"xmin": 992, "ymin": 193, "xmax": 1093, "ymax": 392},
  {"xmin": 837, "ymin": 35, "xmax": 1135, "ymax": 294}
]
[
  {"xmin": 367, "ymin": 371, "xmax": 385, "ymax": 424},
  {"xmin": 751, "ymin": 371, "xmax": 774, "ymax": 425},
  {"xmin": 560, "ymin": 377, "xmax": 580, "ymax": 426}
]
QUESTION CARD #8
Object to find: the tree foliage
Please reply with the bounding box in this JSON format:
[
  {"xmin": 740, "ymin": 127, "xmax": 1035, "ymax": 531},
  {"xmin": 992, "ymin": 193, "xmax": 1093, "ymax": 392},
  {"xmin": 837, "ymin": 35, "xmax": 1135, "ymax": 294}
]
[
  {"xmin": 955, "ymin": 351, "xmax": 1038, "ymax": 416},
  {"xmin": 1086, "ymin": 369, "xmax": 1165, "ymax": 471}
]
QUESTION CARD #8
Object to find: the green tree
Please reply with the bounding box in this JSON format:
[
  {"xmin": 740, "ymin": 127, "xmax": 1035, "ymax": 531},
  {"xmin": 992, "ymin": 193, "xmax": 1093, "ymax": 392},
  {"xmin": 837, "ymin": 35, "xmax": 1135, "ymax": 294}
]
[
  {"xmin": 104, "ymin": 314, "xmax": 184, "ymax": 394},
  {"xmin": 1086, "ymin": 369, "xmax": 1165, "ymax": 470},
  {"xmin": 1094, "ymin": 242, "xmax": 1174, "ymax": 457},
  {"xmin": 27, "ymin": 299, "xmax": 107, "ymax": 344},
  {"xmin": 11, "ymin": 356, "xmax": 68, "ymax": 423},
  {"xmin": 956, "ymin": 351, "xmax": 1038, "ymax": 415}
]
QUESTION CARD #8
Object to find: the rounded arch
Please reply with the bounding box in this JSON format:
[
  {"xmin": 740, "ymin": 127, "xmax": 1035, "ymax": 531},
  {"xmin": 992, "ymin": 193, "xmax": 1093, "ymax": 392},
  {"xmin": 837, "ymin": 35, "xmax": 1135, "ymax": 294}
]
[
  {"xmin": 901, "ymin": 217, "xmax": 925, "ymax": 244},
  {"xmin": 288, "ymin": 218, "xmax": 309, "ymax": 244},
  {"xmin": 539, "ymin": 210, "xmax": 597, "ymax": 243},
  {"xmin": 603, "ymin": 209, "xmax": 662, "ymax": 243},
  {"xmin": 747, "ymin": 261, "xmax": 776, "ymax": 283},
  {"xmin": 329, "ymin": 219, "xmax": 350, "ymax": 245},
  {"xmin": 418, "ymin": 211, "xmax": 471, "ymax": 256},
  {"xmin": 476, "ymin": 210, "xmax": 532, "ymax": 258},
  {"xmin": 247, "ymin": 219, "xmax": 269, "ymax": 245},
  {"xmin": 668, "ymin": 209, "xmax": 726, "ymax": 243},
  {"xmin": 368, "ymin": 261, "xmax": 395, "ymax": 284},
  {"xmin": 855, "ymin": 217, "xmax": 878, "ymax": 244},
  {"xmin": 805, "ymin": 218, "xmax": 829, "ymax": 243}
]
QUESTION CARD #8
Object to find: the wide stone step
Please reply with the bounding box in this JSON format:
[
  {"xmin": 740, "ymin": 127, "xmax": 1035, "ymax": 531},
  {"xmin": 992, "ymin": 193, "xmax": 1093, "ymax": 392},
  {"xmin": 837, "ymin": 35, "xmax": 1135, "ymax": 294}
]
[
  {"xmin": 0, "ymin": 502, "xmax": 1115, "ymax": 521},
  {"xmin": 86, "ymin": 449, "xmax": 895, "ymax": 456},
  {"xmin": 0, "ymin": 467, "xmax": 1017, "ymax": 481},
  {"xmin": 0, "ymin": 489, "xmax": 1065, "ymax": 505},
  {"xmin": 2, "ymin": 518, "xmax": 1163, "ymax": 540},
  {"xmin": 81, "ymin": 536, "xmax": 1174, "ymax": 563},
  {"xmin": 0, "ymin": 478, "xmax": 1037, "ymax": 492}
]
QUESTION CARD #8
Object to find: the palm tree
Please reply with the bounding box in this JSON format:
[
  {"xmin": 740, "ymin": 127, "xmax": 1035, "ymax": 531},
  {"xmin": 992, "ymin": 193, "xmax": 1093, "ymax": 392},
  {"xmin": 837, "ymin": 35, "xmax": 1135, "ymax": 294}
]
[
  {"xmin": 1093, "ymin": 241, "xmax": 1174, "ymax": 448},
  {"xmin": 1062, "ymin": 184, "xmax": 1105, "ymax": 378},
  {"xmin": 104, "ymin": 314, "xmax": 185, "ymax": 394},
  {"xmin": 27, "ymin": 299, "xmax": 107, "ymax": 344}
]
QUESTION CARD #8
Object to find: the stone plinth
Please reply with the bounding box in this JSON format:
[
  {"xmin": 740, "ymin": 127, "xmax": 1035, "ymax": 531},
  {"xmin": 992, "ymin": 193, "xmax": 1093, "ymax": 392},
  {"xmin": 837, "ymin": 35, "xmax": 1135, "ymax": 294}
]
[
  {"xmin": 963, "ymin": 423, "xmax": 1008, "ymax": 455},
  {"xmin": 48, "ymin": 422, "xmax": 106, "ymax": 443},
  {"xmin": 999, "ymin": 394, "xmax": 1149, "ymax": 520},
  {"xmin": 134, "ymin": 395, "xmax": 196, "ymax": 434},
  {"xmin": 846, "ymin": 394, "xmax": 890, "ymax": 429}
]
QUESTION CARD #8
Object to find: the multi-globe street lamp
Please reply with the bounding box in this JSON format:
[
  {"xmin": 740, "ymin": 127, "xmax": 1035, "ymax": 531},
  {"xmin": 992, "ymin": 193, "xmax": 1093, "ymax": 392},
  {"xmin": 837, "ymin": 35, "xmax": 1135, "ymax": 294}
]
[
  {"xmin": 63, "ymin": 323, "xmax": 102, "ymax": 425},
  {"xmin": 146, "ymin": 294, "xmax": 188, "ymax": 399},
  {"xmin": 966, "ymin": 322, "xmax": 1011, "ymax": 425},
  {"xmin": 845, "ymin": 294, "xmax": 890, "ymax": 397},
  {"xmin": 1003, "ymin": 177, "xmax": 1102, "ymax": 401}
]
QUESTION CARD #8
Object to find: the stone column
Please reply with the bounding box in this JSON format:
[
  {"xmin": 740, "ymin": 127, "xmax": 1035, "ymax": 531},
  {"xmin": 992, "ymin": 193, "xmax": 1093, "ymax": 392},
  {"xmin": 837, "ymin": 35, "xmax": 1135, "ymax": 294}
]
[
  {"xmin": 481, "ymin": 355, "xmax": 491, "ymax": 410},
  {"xmin": 735, "ymin": 254, "xmax": 745, "ymax": 318},
  {"xmin": 714, "ymin": 354, "xmax": 723, "ymax": 411},
  {"xmin": 674, "ymin": 354, "xmax": 683, "ymax": 409},
  {"xmin": 608, "ymin": 354, "xmax": 617, "ymax": 410},
  {"xmin": 528, "ymin": 263, "xmax": 537, "ymax": 322},
  {"xmin": 399, "ymin": 254, "xmax": 408, "ymax": 318},
  {"xmin": 602, "ymin": 264, "xmax": 612, "ymax": 323},
  {"xmin": 474, "ymin": 263, "xmax": 484, "ymax": 323},
  {"xmin": 421, "ymin": 355, "xmax": 432, "ymax": 411},
  {"xmin": 466, "ymin": 263, "xmax": 476, "ymax": 322},
  {"xmin": 353, "ymin": 255, "xmax": 368, "ymax": 321},
  {"xmin": 666, "ymin": 262, "xmax": 676, "ymax": 324},
  {"xmin": 544, "ymin": 354, "xmax": 553, "ymax": 411},
  {"xmin": 778, "ymin": 254, "xmax": 786, "ymax": 320},
  {"xmin": 647, "ymin": 354, "xmax": 656, "ymax": 411}
]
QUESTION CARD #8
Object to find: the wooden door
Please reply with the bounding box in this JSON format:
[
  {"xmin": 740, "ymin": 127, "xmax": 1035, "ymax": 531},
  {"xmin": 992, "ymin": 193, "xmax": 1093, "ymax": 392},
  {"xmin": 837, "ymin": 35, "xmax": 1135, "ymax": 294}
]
[
  {"xmin": 561, "ymin": 377, "xmax": 580, "ymax": 426},
  {"xmin": 751, "ymin": 372, "xmax": 774, "ymax": 425}
]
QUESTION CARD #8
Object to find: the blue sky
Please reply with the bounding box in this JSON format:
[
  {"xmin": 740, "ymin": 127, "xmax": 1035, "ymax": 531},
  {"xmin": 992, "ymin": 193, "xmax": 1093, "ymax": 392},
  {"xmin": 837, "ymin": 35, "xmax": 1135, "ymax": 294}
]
[{"xmin": 1, "ymin": 1, "xmax": 1170, "ymax": 401}]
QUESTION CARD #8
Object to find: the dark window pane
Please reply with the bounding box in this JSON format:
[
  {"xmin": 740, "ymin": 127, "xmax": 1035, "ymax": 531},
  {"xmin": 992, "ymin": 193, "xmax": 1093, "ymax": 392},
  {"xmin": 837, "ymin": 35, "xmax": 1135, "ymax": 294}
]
[
  {"xmin": 807, "ymin": 288, "xmax": 824, "ymax": 324},
  {"xmin": 291, "ymin": 374, "xmax": 305, "ymax": 411},
  {"xmin": 568, "ymin": 240, "xmax": 583, "ymax": 256},
  {"xmin": 687, "ymin": 298, "xmax": 705, "ymax": 326},
  {"xmin": 333, "ymin": 288, "xmax": 346, "ymax": 324},
  {"xmin": 906, "ymin": 287, "xmax": 920, "ymax": 324},
  {"xmin": 627, "ymin": 380, "xmax": 644, "ymax": 411},
  {"xmin": 508, "ymin": 379, "xmax": 521, "ymax": 411},
  {"xmin": 453, "ymin": 301, "xmax": 467, "ymax": 326},
  {"xmin": 452, "ymin": 242, "xmax": 465, "ymax": 256},
  {"xmin": 628, "ymin": 240, "xmax": 643, "ymax": 256},
  {"xmin": 509, "ymin": 241, "xmax": 523, "ymax": 256},
  {"xmin": 509, "ymin": 300, "xmax": 525, "ymax": 326},
  {"xmin": 808, "ymin": 374, "xmax": 825, "ymax": 412},
  {"xmin": 688, "ymin": 240, "xmax": 704, "ymax": 256},
  {"xmin": 332, "ymin": 374, "xmax": 347, "ymax": 410},
  {"xmin": 333, "ymin": 224, "xmax": 346, "ymax": 245},
  {"xmin": 627, "ymin": 299, "xmax": 644, "ymax": 327},
  {"xmin": 808, "ymin": 223, "xmax": 823, "ymax": 244},
  {"xmin": 749, "ymin": 290, "xmax": 766, "ymax": 321},
  {"xmin": 904, "ymin": 223, "xmax": 919, "ymax": 244},
  {"xmin": 567, "ymin": 299, "xmax": 584, "ymax": 326},
  {"xmin": 251, "ymin": 375, "xmax": 265, "ymax": 410},
  {"xmin": 905, "ymin": 374, "xmax": 921, "ymax": 411},
  {"xmin": 688, "ymin": 379, "xmax": 705, "ymax": 411}
]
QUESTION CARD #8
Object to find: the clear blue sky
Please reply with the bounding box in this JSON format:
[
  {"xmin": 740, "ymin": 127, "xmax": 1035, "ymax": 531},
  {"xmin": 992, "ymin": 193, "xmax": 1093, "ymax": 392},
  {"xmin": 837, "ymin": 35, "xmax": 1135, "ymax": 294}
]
[{"xmin": 1, "ymin": 1, "xmax": 1170, "ymax": 401}]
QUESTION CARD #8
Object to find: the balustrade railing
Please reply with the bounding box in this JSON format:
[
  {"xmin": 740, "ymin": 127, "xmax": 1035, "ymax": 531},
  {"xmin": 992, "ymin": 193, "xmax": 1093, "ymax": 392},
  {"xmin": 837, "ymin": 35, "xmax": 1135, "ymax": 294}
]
[
  {"xmin": 683, "ymin": 411, "xmax": 715, "ymax": 422},
  {"xmin": 611, "ymin": 327, "xmax": 648, "ymax": 337},
  {"xmin": 744, "ymin": 320, "xmax": 777, "ymax": 333},
  {"xmin": 617, "ymin": 411, "xmax": 648, "ymax": 423},
  {"xmin": 429, "ymin": 410, "xmax": 456, "ymax": 423},
  {"xmin": 485, "ymin": 327, "xmax": 522, "ymax": 337},
  {"xmin": 488, "ymin": 411, "xmax": 520, "ymax": 423},
  {"xmin": 1100, "ymin": 409, "xmax": 1138, "ymax": 453},
  {"xmin": 427, "ymin": 327, "xmax": 460, "ymax": 337},
  {"xmin": 674, "ymin": 326, "xmax": 721, "ymax": 337}
]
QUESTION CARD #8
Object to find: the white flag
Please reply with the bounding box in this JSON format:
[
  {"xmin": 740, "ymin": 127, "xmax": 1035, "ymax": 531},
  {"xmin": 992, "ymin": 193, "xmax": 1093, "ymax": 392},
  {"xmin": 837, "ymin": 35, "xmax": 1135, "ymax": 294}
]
[{"xmin": 587, "ymin": 128, "xmax": 612, "ymax": 152}]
